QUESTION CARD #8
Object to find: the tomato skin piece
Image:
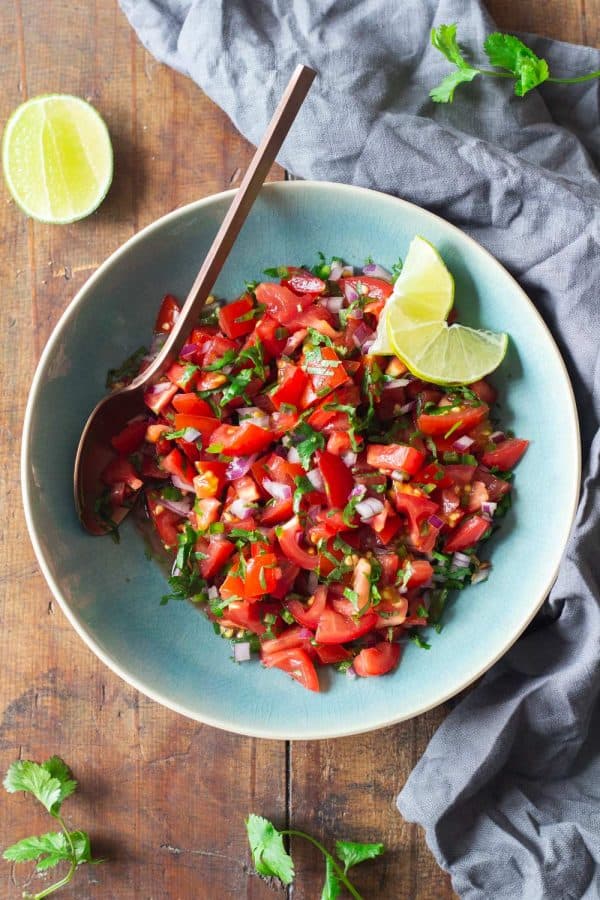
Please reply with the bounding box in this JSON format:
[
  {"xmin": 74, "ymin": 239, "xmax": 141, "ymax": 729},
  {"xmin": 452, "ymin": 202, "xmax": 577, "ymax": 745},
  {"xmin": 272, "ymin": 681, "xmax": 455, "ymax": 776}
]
[
  {"xmin": 277, "ymin": 516, "xmax": 319, "ymax": 570},
  {"xmin": 270, "ymin": 364, "xmax": 309, "ymax": 410},
  {"xmin": 146, "ymin": 492, "xmax": 182, "ymax": 548},
  {"xmin": 260, "ymin": 625, "xmax": 311, "ymax": 655},
  {"xmin": 262, "ymin": 648, "xmax": 320, "ymax": 692},
  {"xmin": 173, "ymin": 414, "xmax": 219, "ymax": 442},
  {"xmin": 246, "ymin": 314, "xmax": 288, "ymax": 359},
  {"xmin": 218, "ymin": 295, "xmax": 255, "ymax": 339},
  {"xmin": 197, "ymin": 536, "xmax": 235, "ymax": 579},
  {"xmin": 315, "ymin": 609, "xmax": 378, "ymax": 645},
  {"xmin": 244, "ymin": 553, "xmax": 281, "ymax": 599},
  {"xmin": 154, "ymin": 294, "xmax": 180, "ymax": 333},
  {"xmin": 254, "ymin": 282, "xmax": 313, "ymax": 325},
  {"xmin": 314, "ymin": 644, "xmax": 352, "ymax": 665},
  {"xmin": 445, "ymin": 515, "xmax": 490, "ymax": 552},
  {"xmin": 111, "ymin": 419, "xmax": 148, "ymax": 455},
  {"xmin": 353, "ymin": 642, "xmax": 401, "ymax": 677},
  {"xmin": 282, "ymin": 267, "xmax": 327, "ymax": 296},
  {"xmin": 210, "ymin": 422, "xmax": 274, "ymax": 456},
  {"xmin": 172, "ymin": 393, "xmax": 213, "ymax": 416},
  {"xmin": 261, "ymin": 497, "xmax": 294, "ymax": 526},
  {"xmin": 481, "ymin": 438, "xmax": 529, "ymax": 470},
  {"xmin": 316, "ymin": 450, "xmax": 354, "ymax": 509},
  {"xmin": 166, "ymin": 362, "xmax": 199, "ymax": 391},
  {"xmin": 339, "ymin": 276, "xmax": 393, "ymax": 301},
  {"xmin": 366, "ymin": 443, "xmax": 425, "ymax": 476},
  {"xmin": 193, "ymin": 460, "xmax": 227, "ymax": 499},
  {"xmin": 391, "ymin": 485, "xmax": 438, "ymax": 540},
  {"xmin": 417, "ymin": 404, "xmax": 489, "ymax": 437},
  {"xmin": 286, "ymin": 585, "xmax": 327, "ymax": 629},
  {"xmin": 327, "ymin": 431, "xmax": 359, "ymax": 456}
]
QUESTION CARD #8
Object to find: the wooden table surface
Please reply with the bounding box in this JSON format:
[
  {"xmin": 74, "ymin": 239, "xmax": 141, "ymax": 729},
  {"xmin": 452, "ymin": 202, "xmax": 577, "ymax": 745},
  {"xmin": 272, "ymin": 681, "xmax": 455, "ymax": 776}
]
[{"xmin": 0, "ymin": 2, "xmax": 593, "ymax": 898}]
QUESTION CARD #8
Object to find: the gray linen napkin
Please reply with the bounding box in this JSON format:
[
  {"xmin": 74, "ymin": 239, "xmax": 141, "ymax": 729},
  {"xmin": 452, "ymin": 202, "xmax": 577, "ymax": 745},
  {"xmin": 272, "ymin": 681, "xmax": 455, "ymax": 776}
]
[{"xmin": 119, "ymin": 1, "xmax": 600, "ymax": 897}]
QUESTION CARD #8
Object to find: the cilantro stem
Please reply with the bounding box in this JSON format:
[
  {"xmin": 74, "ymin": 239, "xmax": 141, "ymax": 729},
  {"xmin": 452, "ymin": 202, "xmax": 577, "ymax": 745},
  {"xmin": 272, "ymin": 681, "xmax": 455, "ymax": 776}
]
[
  {"xmin": 28, "ymin": 815, "xmax": 77, "ymax": 900},
  {"xmin": 548, "ymin": 70, "xmax": 600, "ymax": 84},
  {"xmin": 281, "ymin": 830, "xmax": 363, "ymax": 900}
]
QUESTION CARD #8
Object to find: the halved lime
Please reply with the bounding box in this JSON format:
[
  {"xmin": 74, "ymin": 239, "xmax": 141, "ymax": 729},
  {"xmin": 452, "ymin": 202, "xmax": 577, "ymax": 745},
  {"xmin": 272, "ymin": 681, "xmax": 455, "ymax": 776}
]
[
  {"xmin": 2, "ymin": 94, "xmax": 113, "ymax": 224},
  {"xmin": 386, "ymin": 303, "xmax": 508, "ymax": 385},
  {"xmin": 370, "ymin": 236, "xmax": 454, "ymax": 354}
]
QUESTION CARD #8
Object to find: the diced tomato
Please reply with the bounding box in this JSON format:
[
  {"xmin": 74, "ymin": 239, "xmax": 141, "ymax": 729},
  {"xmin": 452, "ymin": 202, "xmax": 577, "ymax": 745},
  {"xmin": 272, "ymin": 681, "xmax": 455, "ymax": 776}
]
[
  {"xmin": 166, "ymin": 362, "xmax": 199, "ymax": 391},
  {"xmin": 111, "ymin": 419, "xmax": 148, "ymax": 455},
  {"xmin": 445, "ymin": 464, "xmax": 477, "ymax": 485},
  {"xmin": 218, "ymin": 295, "xmax": 256, "ymax": 339},
  {"xmin": 220, "ymin": 600, "xmax": 266, "ymax": 635},
  {"xmin": 391, "ymin": 484, "xmax": 440, "ymax": 553},
  {"xmin": 405, "ymin": 559, "xmax": 433, "ymax": 588},
  {"xmin": 316, "ymin": 450, "xmax": 354, "ymax": 508},
  {"xmin": 193, "ymin": 498, "xmax": 221, "ymax": 531},
  {"xmin": 244, "ymin": 554, "xmax": 281, "ymax": 599},
  {"xmin": 445, "ymin": 515, "xmax": 491, "ymax": 552},
  {"xmin": 154, "ymin": 294, "xmax": 180, "ymax": 333},
  {"xmin": 314, "ymin": 644, "xmax": 352, "ymax": 665},
  {"xmin": 259, "ymin": 498, "xmax": 292, "ymax": 526},
  {"xmin": 353, "ymin": 642, "xmax": 400, "ymax": 677},
  {"xmin": 339, "ymin": 275, "xmax": 393, "ymax": 301},
  {"xmin": 172, "ymin": 394, "xmax": 213, "ymax": 416},
  {"xmin": 266, "ymin": 454, "xmax": 305, "ymax": 486},
  {"xmin": 366, "ymin": 443, "xmax": 425, "ymax": 476},
  {"xmin": 270, "ymin": 363, "xmax": 309, "ymax": 410},
  {"xmin": 379, "ymin": 552, "xmax": 400, "ymax": 584},
  {"xmin": 270, "ymin": 409, "xmax": 300, "ymax": 436},
  {"xmin": 467, "ymin": 480, "xmax": 489, "ymax": 513},
  {"xmin": 474, "ymin": 466, "xmax": 512, "ymax": 501},
  {"xmin": 172, "ymin": 414, "xmax": 219, "ymax": 443},
  {"xmin": 197, "ymin": 536, "xmax": 235, "ymax": 579},
  {"xmin": 102, "ymin": 457, "xmax": 143, "ymax": 491},
  {"xmin": 193, "ymin": 460, "xmax": 227, "ymax": 499},
  {"xmin": 260, "ymin": 626, "xmax": 311, "ymax": 655},
  {"xmin": 286, "ymin": 585, "xmax": 327, "ymax": 629},
  {"xmin": 269, "ymin": 559, "xmax": 300, "ymax": 600},
  {"xmin": 143, "ymin": 382, "xmax": 178, "ymax": 415},
  {"xmin": 262, "ymin": 648, "xmax": 320, "ymax": 692},
  {"xmin": 290, "ymin": 305, "xmax": 339, "ymax": 339},
  {"xmin": 146, "ymin": 491, "xmax": 182, "ymax": 548},
  {"xmin": 210, "ymin": 422, "xmax": 274, "ymax": 456},
  {"xmin": 176, "ymin": 437, "xmax": 201, "ymax": 463},
  {"xmin": 277, "ymin": 516, "xmax": 318, "ymax": 570},
  {"xmin": 201, "ymin": 335, "xmax": 238, "ymax": 367},
  {"xmin": 316, "ymin": 608, "xmax": 378, "ymax": 645},
  {"xmin": 254, "ymin": 282, "xmax": 314, "ymax": 325},
  {"xmin": 327, "ymin": 431, "xmax": 357, "ymax": 456},
  {"xmin": 469, "ymin": 379, "xmax": 497, "ymax": 405},
  {"xmin": 141, "ymin": 457, "xmax": 168, "ymax": 479},
  {"xmin": 417, "ymin": 462, "xmax": 452, "ymax": 489},
  {"xmin": 481, "ymin": 438, "xmax": 529, "ymax": 470},
  {"xmin": 247, "ymin": 314, "xmax": 288, "ymax": 359},
  {"xmin": 417, "ymin": 404, "xmax": 489, "ymax": 437},
  {"xmin": 374, "ymin": 592, "xmax": 409, "ymax": 627},
  {"xmin": 282, "ymin": 267, "xmax": 327, "ymax": 296},
  {"xmin": 160, "ymin": 448, "xmax": 196, "ymax": 484},
  {"xmin": 302, "ymin": 346, "xmax": 351, "ymax": 396}
]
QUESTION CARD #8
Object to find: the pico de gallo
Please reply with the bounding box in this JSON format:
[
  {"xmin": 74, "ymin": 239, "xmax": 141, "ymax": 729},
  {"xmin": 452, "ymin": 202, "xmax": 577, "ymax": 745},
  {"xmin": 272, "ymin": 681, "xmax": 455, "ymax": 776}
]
[{"xmin": 99, "ymin": 254, "xmax": 528, "ymax": 692}]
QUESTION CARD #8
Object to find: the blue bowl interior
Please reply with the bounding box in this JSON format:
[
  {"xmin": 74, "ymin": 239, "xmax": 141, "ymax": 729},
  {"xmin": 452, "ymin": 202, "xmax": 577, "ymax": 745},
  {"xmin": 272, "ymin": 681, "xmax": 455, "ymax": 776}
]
[{"xmin": 23, "ymin": 182, "xmax": 579, "ymax": 739}]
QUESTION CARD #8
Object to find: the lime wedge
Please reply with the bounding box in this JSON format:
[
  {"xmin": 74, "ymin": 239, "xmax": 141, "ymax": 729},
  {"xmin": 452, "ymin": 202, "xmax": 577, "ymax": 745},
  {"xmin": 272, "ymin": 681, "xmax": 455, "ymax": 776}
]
[
  {"xmin": 386, "ymin": 303, "xmax": 508, "ymax": 385},
  {"xmin": 370, "ymin": 236, "xmax": 454, "ymax": 354},
  {"xmin": 2, "ymin": 94, "xmax": 113, "ymax": 224}
]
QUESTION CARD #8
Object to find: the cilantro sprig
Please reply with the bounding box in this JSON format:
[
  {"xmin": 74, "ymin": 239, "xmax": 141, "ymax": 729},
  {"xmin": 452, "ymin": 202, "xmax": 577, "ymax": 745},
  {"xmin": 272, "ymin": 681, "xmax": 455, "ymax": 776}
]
[
  {"xmin": 430, "ymin": 24, "xmax": 600, "ymax": 103},
  {"xmin": 2, "ymin": 757, "xmax": 102, "ymax": 899},
  {"xmin": 246, "ymin": 814, "xmax": 384, "ymax": 899}
]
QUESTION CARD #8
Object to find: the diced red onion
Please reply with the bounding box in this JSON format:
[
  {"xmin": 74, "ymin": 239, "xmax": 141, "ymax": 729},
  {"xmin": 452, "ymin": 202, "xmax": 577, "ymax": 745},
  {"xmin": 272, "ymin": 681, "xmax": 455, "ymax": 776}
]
[
  {"xmin": 160, "ymin": 496, "xmax": 193, "ymax": 516},
  {"xmin": 355, "ymin": 497, "xmax": 384, "ymax": 521},
  {"xmin": 384, "ymin": 378, "xmax": 410, "ymax": 390},
  {"xmin": 350, "ymin": 483, "xmax": 367, "ymax": 499},
  {"xmin": 237, "ymin": 407, "xmax": 270, "ymax": 429},
  {"xmin": 481, "ymin": 501, "xmax": 497, "ymax": 517},
  {"xmin": 352, "ymin": 322, "xmax": 375, "ymax": 349},
  {"xmin": 225, "ymin": 454, "xmax": 258, "ymax": 480},
  {"xmin": 346, "ymin": 665, "xmax": 357, "ymax": 679},
  {"xmin": 362, "ymin": 340, "xmax": 375, "ymax": 353},
  {"xmin": 341, "ymin": 451, "xmax": 357, "ymax": 467},
  {"xmin": 323, "ymin": 295, "xmax": 344, "ymax": 314},
  {"xmin": 263, "ymin": 479, "xmax": 292, "ymax": 501},
  {"xmin": 284, "ymin": 329, "xmax": 307, "ymax": 355},
  {"xmin": 471, "ymin": 567, "xmax": 491, "ymax": 585},
  {"xmin": 329, "ymin": 261, "xmax": 344, "ymax": 281},
  {"xmin": 428, "ymin": 514, "xmax": 444, "ymax": 529},
  {"xmin": 229, "ymin": 498, "xmax": 255, "ymax": 519},
  {"xmin": 348, "ymin": 306, "xmax": 363, "ymax": 320},
  {"xmin": 233, "ymin": 642, "xmax": 251, "ymax": 662},
  {"xmin": 399, "ymin": 401, "xmax": 416, "ymax": 415},
  {"xmin": 287, "ymin": 446, "xmax": 301, "ymax": 465},
  {"xmin": 171, "ymin": 474, "xmax": 195, "ymax": 494},
  {"xmin": 490, "ymin": 431, "xmax": 506, "ymax": 443},
  {"xmin": 183, "ymin": 427, "xmax": 201, "ymax": 443},
  {"xmin": 452, "ymin": 551, "xmax": 471, "ymax": 569},
  {"xmin": 146, "ymin": 381, "xmax": 172, "ymax": 398},
  {"xmin": 391, "ymin": 470, "xmax": 409, "ymax": 482},
  {"xmin": 180, "ymin": 343, "xmax": 200, "ymax": 361},
  {"xmin": 362, "ymin": 263, "xmax": 393, "ymax": 282},
  {"xmin": 453, "ymin": 435, "xmax": 475, "ymax": 451},
  {"xmin": 208, "ymin": 585, "xmax": 218, "ymax": 600},
  {"xmin": 298, "ymin": 627, "xmax": 314, "ymax": 641},
  {"xmin": 344, "ymin": 282, "xmax": 359, "ymax": 303},
  {"xmin": 307, "ymin": 468, "xmax": 325, "ymax": 491}
]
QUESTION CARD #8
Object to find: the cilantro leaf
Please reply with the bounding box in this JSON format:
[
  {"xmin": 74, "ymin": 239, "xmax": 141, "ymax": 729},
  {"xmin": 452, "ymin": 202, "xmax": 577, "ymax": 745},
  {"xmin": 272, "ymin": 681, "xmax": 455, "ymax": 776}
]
[
  {"xmin": 220, "ymin": 368, "xmax": 253, "ymax": 406},
  {"xmin": 484, "ymin": 33, "xmax": 549, "ymax": 96},
  {"xmin": 430, "ymin": 66, "xmax": 480, "ymax": 102},
  {"xmin": 321, "ymin": 856, "xmax": 342, "ymax": 899},
  {"xmin": 293, "ymin": 475, "xmax": 315, "ymax": 514},
  {"xmin": 3, "ymin": 759, "xmax": 73, "ymax": 817},
  {"xmin": 204, "ymin": 349, "xmax": 237, "ymax": 371},
  {"xmin": 3, "ymin": 831, "xmax": 72, "ymax": 870},
  {"xmin": 294, "ymin": 422, "xmax": 325, "ymax": 470},
  {"xmin": 245, "ymin": 815, "xmax": 295, "ymax": 885},
  {"xmin": 335, "ymin": 840, "xmax": 386, "ymax": 874},
  {"xmin": 431, "ymin": 23, "xmax": 471, "ymax": 68}
]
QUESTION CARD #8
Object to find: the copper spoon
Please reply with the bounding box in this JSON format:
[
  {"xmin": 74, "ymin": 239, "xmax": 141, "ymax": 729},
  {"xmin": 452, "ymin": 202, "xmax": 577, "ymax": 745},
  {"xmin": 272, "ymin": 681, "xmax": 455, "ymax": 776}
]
[{"xmin": 74, "ymin": 64, "xmax": 316, "ymax": 534}]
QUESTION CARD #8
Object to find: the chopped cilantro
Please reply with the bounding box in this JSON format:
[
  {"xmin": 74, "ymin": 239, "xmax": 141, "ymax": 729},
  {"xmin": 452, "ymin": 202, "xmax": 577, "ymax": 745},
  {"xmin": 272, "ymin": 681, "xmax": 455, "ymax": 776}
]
[
  {"xmin": 106, "ymin": 345, "xmax": 147, "ymax": 389},
  {"xmin": 294, "ymin": 422, "xmax": 325, "ymax": 470},
  {"xmin": 409, "ymin": 633, "xmax": 431, "ymax": 650}
]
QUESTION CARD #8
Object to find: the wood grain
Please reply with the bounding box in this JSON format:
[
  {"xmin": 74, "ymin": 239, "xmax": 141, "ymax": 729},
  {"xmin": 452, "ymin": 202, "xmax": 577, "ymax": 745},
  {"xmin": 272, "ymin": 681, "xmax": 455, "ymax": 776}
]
[{"xmin": 0, "ymin": 1, "xmax": 595, "ymax": 898}]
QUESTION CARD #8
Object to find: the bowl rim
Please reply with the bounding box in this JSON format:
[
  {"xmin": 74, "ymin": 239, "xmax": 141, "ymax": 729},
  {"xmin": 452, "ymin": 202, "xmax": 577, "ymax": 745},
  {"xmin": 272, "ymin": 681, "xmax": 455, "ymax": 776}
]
[{"xmin": 21, "ymin": 179, "xmax": 581, "ymax": 740}]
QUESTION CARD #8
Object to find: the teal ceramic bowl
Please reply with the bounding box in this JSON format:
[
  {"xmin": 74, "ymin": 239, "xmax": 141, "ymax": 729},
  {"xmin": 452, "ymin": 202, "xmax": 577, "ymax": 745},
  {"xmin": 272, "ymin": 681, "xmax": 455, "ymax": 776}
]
[{"xmin": 21, "ymin": 182, "xmax": 580, "ymax": 739}]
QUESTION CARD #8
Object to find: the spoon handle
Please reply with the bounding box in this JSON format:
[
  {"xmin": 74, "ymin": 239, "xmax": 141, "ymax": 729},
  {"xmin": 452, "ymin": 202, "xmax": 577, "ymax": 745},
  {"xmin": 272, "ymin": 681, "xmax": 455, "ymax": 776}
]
[{"xmin": 137, "ymin": 63, "xmax": 316, "ymax": 386}]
